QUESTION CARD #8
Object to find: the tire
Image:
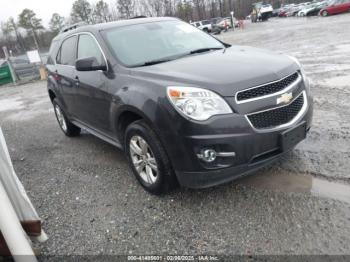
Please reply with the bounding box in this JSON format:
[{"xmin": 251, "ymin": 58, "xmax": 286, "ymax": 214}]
[
  {"xmin": 125, "ymin": 120, "xmax": 177, "ymax": 195},
  {"xmin": 203, "ymin": 28, "xmax": 209, "ymax": 33},
  {"xmin": 321, "ymin": 10, "xmax": 328, "ymax": 17},
  {"xmin": 53, "ymin": 99, "xmax": 81, "ymax": 137}
]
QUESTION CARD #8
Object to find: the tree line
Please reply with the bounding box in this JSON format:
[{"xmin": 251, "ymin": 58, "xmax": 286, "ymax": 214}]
[{"xmin": 1, "ymin": 0, "xmax": 305, "ymax": 57}]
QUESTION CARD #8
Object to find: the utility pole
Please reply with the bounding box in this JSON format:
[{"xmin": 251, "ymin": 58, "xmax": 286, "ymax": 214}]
[{"xmin": 30, "ymin": 18, "xmax": 40, "ymax": 51}]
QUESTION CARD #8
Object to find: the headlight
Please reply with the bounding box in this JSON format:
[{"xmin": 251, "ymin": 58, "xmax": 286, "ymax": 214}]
[
  {"xmin": 288, "ymin": 55, "xmax": 310, "ymax": 90},
  {"xmin": 167, "ymin": 86, "xmax": 233, "ymax": 121}
]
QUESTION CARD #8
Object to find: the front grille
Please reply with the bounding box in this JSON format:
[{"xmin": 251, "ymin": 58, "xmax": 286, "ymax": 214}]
[
  {"xmin": 237, "ymin": 72, "xmax": 299, "ymax": 102},
  {"xmin": 247, "ymin": 93, "xmax": 304, "ymax": 129}
]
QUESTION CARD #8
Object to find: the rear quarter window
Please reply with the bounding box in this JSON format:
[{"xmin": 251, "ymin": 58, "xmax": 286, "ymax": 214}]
[{"xmin": 47, "ymin": 40, "xmax": 59, "ymax": 65}]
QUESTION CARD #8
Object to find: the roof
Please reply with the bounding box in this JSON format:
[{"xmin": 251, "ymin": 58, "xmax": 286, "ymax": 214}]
[{"xmin": 53, "ymin": 17, "xmax": 178, "ymax": 41}]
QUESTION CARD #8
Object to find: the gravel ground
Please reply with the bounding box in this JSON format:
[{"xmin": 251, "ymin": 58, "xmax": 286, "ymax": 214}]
[
  {"xmin": 219, "ymin": 15, "xmax": 350, "ymax": 182},
  {"xmin": 0, "ymin": 15, "xmax": 350, "ymax": 257}
]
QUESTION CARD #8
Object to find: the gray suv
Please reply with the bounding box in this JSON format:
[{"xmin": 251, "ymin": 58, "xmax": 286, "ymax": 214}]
[{"xmin": 46, "ymin": 17, "xmax": 313, "ymax": 194}]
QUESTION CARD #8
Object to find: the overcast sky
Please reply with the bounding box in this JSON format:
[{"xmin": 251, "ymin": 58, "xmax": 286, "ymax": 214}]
[{"xmin": 0, "ymin": 0, "xmax": 77, "ymax": 26}]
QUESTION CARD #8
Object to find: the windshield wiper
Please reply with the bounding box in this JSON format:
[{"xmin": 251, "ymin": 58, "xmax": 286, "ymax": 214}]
[
  {"xmin": 133, "ymin": 47, "xmax": 225, "ymax": 67},
  {"xmin": 139, "ymin": 59, "xmax": 172, "ymax": 67},
  {"xmin": 189, "ymin": 47, "xmax": 224, "ymax": 54}
]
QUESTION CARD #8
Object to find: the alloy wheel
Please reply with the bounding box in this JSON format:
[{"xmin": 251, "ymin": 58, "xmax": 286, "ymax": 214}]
[
  {"xmin": 54, "ymin": 104, "xmax": 67, "ymax": 132},
  {"xmin": 129, "ymin": 135, "xmax": 158, "ymax": 185}
]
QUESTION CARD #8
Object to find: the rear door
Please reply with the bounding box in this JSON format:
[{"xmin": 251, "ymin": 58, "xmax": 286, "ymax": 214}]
[
  {"xmin": 73, "ymin": 33, "xmax": 112, "ymax": 134},
  {"xmin": 55, "ymin": 35, "xmax": 78, "ymax": 116}
]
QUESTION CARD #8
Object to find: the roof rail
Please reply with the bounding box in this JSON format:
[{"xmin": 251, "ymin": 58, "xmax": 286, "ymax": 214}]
[
  {"xmin": 60, "ymin": 22, "xmax": 87, "ymax": 33},
  {"xmin": 130, "ymin": 16, "xmax": 147, "ymax": 19}
]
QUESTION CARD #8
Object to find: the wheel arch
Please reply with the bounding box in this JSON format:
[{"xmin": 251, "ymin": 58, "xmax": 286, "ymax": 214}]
[
  {"xmin": 48, "ymin": 89, "xmax": 56, "ymax": 103},
  {"xmin": 115, "ymin": 106, "xmax": 156, "ymax": 148}
]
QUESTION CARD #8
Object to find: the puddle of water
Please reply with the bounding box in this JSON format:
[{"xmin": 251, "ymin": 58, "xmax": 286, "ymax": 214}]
[
  {"xmin": 0, "ymin": 98, "xmax": 24, "ymax": 112},
  {"xmin": 312, "ymin": 179, "xmax": 350, "ymax": 205},
  {"xmin": 239, "ymin": 172, "xmax": 350, "ymax": 204}
]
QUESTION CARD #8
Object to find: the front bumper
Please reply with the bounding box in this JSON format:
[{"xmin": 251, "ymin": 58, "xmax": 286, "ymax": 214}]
[
  {"xmin": 176, "ymin": 149, "xmax": 287, "ymax": 189},
  {"xmin": 156, "ymin": 91, "xmax": 313, "ymax": 189}
]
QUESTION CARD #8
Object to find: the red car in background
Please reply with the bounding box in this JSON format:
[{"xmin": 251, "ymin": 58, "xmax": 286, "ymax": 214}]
[
  {"xmin": 278, "ymin": 9, "xmax": 287, "ymax": 17},
  {"xmin": 320, "ymin": 0, "xmax": 350, "ymax": 16}
]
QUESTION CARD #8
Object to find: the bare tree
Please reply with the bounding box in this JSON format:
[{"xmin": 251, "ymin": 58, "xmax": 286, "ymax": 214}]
[
  {"xmin": 49, "ymin": 13, "xmax": 65, "ymax": 35},
  {"xmin": 1, "ymin": 21, "xmax": 12, "ymax": 42},
  {"xmin": 18, "ymin": 9, "xmax": 44, "ymax": 50},
  {"xmin": 71, "ymin": 0, "xmax": 93, "ymax": 23},
  {"xmin": 93, "ymin": 0, "xmax": 112, "ymax": 23},
  {"xmin": 117, "ymin": 0, "xmax": 136, "ymax": 19},
  {"xmin": 176, "ymin": 0, "xmax": 193, "ymax": 22}
]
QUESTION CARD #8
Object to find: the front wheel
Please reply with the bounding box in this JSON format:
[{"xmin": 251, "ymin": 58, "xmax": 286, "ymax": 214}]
[{"xmin": 125, "ymin": 120, "xmax": 177, "ymax": 195}]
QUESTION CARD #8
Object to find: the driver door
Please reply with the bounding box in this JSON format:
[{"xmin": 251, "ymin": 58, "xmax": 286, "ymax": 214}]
[{"xmin": 73, "ymin": 33, "xmax": 112, "ymax": 135}]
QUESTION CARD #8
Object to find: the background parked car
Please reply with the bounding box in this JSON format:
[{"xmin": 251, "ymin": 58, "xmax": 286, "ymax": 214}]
[
  {"xmin": 278, "ymin": 8, "xmax": 288, "ymax": 17},
  {"xmin": 319, "ymin": 0, "xmax": 350, "ymax": 16},
  {"xmin": 191, "ymin": 20, "xmax": 212, "ymax": 33},
  {"xmin": 191, "ymin": 20, "xmax": 222, "ymax": 34},
  {"xmin": 272, "ymin": 8, "xmax": 281, "ymax": 17},
  {"xmin": 251, "ymin": 2, "xmax": 274, "ymax": 22},
  {"xmin": 210, "ymin": 17, "xmax": 226, "ymax": 32},
  {"xmin": 216, "ymin": 17, "xmax": 236, "ymax": 29},
  {"xmin": 298, "ymin": 3, "xmax": 318, "ymax": 16},
  {"xmin": 306, "ymin": 1, "xmax": 329, "ymax": 15}
]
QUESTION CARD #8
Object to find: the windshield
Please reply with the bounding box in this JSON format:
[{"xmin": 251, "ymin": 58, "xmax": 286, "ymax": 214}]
[{"xmin": 103, "ymin": 20, "xmax": 224, "ymax": 67}]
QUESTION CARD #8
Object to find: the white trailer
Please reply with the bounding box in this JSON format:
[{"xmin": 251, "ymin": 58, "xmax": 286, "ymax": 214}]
[{"xmin": 0, "ymin": 127, "xmax": 47, "ymax": 261}]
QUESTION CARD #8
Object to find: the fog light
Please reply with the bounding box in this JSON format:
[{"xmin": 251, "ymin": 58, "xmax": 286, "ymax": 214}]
[{"xmin": 197, "ymin": 149, "xmax": 217, "ymax": 163}]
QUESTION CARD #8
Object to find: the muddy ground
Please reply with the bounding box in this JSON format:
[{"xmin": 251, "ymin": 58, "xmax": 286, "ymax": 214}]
[
  {"xmin": 220, "ymin": 15, "xmax": 350, "ymax": 182},
  {"xmin": 0, "ymin": 16, "xmax": 350, "ymax": 257}
]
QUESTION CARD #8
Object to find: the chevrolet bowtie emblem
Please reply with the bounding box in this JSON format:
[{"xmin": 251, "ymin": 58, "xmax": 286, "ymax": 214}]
[{"xmin": 277, "ymin": 92, "xmax": 293, "ymax": 105}]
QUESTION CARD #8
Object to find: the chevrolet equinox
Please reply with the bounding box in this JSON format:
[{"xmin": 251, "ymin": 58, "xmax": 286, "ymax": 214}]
[{"xmin": 46, "ymin": 17, "xmax": 313, "ymax": 194}]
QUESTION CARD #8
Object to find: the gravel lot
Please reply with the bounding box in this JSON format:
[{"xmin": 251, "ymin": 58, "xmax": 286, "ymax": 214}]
[{"xmin": 0, "ymin": 15, "xmax": 350, "ymax": 257}]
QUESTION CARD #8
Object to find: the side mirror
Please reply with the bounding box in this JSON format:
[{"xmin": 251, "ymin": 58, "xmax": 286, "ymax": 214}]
[{"xmin": 75, "ymin": 57, "xmax": 107, "ymax": 71}]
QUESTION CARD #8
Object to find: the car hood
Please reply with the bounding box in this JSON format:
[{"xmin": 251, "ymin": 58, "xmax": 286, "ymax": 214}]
[{"xmin": 131, "ymin": 46, "xmax": 298, "ymax": 97}]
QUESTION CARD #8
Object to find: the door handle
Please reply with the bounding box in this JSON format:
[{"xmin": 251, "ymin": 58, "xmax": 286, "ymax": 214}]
[{"xmin": 74, "ymin": 76, "xmax": 80, "ymax": 87}]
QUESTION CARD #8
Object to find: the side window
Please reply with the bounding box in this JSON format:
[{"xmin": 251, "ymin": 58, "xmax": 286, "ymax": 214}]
[
  {"xmin": 77, "ymin": 34, "xmax": 104, "ymax": 65},
  {"xmin": 57, "ymin": 36, "xmax": 77, "ymax": 66}
]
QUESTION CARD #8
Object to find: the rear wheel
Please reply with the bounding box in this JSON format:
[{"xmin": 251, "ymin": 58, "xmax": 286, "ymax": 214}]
[
  {"xmin": 125, "ymin": 120, "xmax": 177, "ymax": 195},
  {"xmin": 53, "ymin": 99, "xmax": 81, "ymax": 137}
]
